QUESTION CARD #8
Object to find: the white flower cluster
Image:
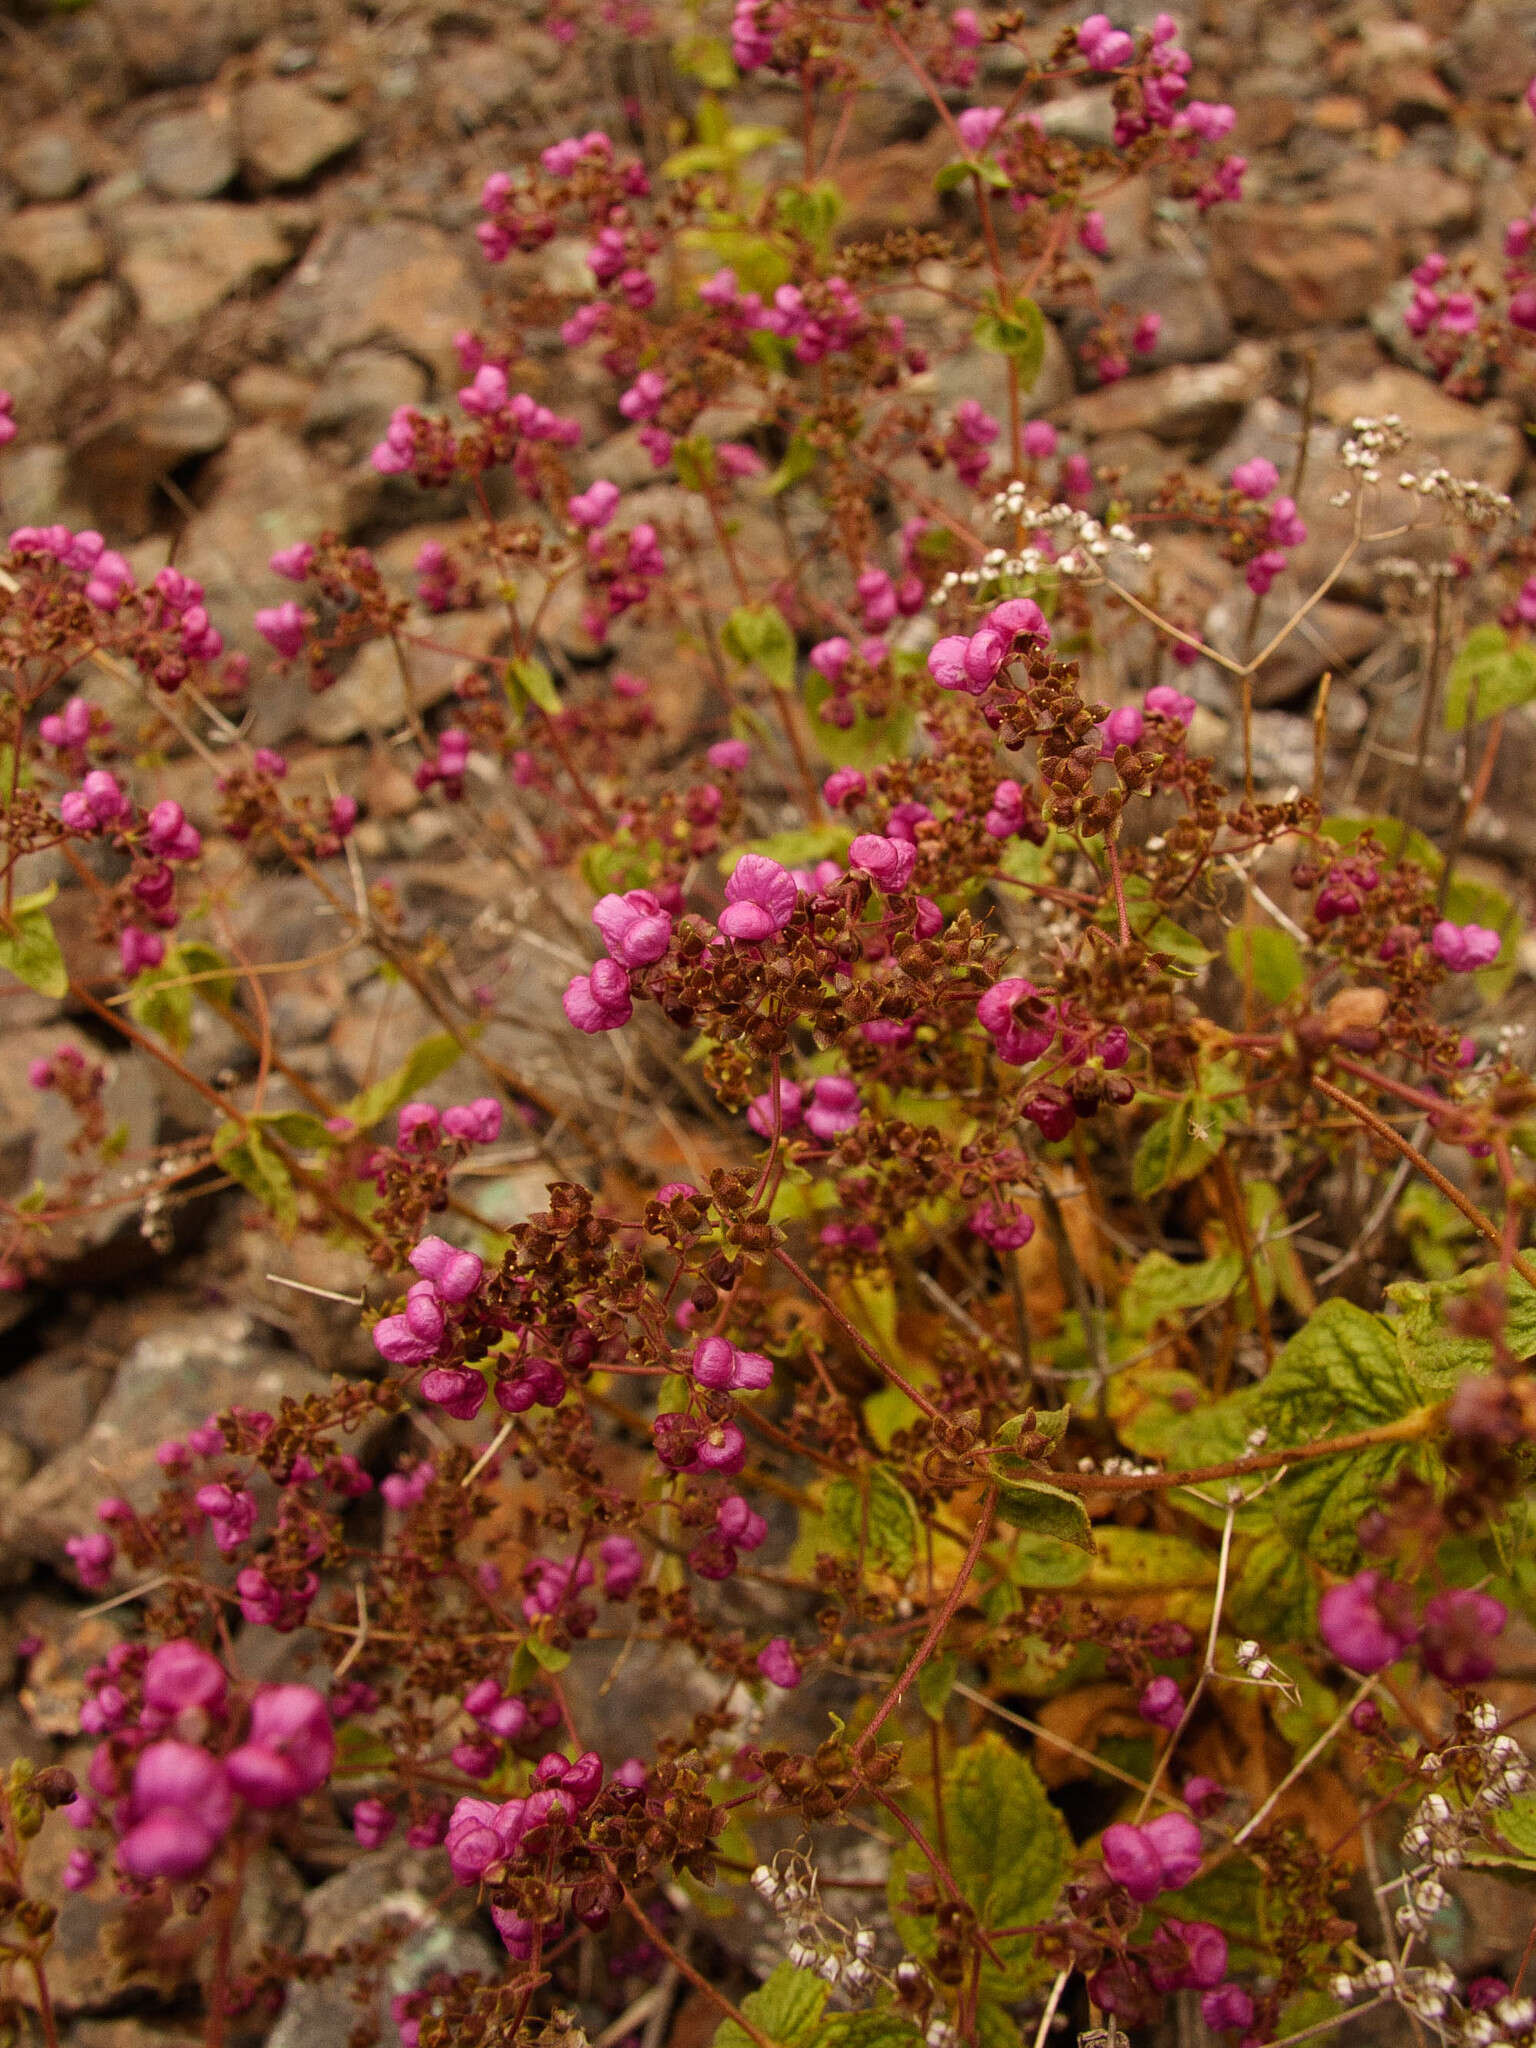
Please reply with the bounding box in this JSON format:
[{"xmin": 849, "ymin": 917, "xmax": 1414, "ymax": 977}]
[
  {"xmin": 1332, "ymin": 1959, "xmax": 1460, "ymax": 2022},
  {"xmin": 1463, "ymin": 1993, "xmax": 1536, "ymax": 2047},
  {"xmin": 1077, "ymin": 1454, "xmax": 1160, "ymax": 1477},
  {"xmin": 750, "ymin": 1856, "xmax": 880, "ymax": 1993},
  {"xmin": 1338, "ymin": 413, "xmax": 1411, "ymax": 488},
  {"xmin": 931, "ymin": 489, "xmax": 1153, "ymax": 604},
  {"xmin": 1392, "ymin": 465, "xmax": 1515, "ymax": 530}
]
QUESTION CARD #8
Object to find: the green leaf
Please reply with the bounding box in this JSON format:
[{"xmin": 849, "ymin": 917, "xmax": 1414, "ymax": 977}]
[
  {"xmin": 211, "ymin": 1122, "xmax": 298, "ymax": 1230},
  {"xmin": 722, "ymin": 602, "xmax": 797, "ymax": 691},
  {"xmin": 0, "ymin": 883, "xmax": 67, "ymax": 999},
  {"xmin": 1386, "ymin": 1263, "xmax": 1536, "ymax": 1395},
  {"xmin": 819, "ymin": 2021, "xmax": 925, "ymax": 2048},
  {"xmin": 1443, "ymin": 625, "xmax": 1536, "ymax": 729},
  {"xmin": 1248, "ymin": 1299, "xmax": 1436, "ymax": 1570},
  {"xmin": 1131, "ymin": 1099, "xmax": 1221, "ymax": 1198},
  {"xmin": 674, "ymin": 31, "xmax": 738, "ymax": 89},
  {"xmin": 581, "ymin": 834, "xmax": 663, "ymax": 897},
  {"xmin": 824, "ymin": 1462, "xmax": 919, "ymax": 1579},
  {"xmin": 774, "ymin": 182, "xmax": 843, "ymax": 255},
  {"xmin": 1005, "ymin": 1530, "xmax": 1092, "ymax": 1588},
  {"xmin": 889, "ymin": 1732, "xmax": 1070, "ymax": 1997},
  {"xmin": 339, "ymin": 1032, "xmax": 464, "ymax": 1133},
  {"xmin": 1229, "ymin": 1529, "xmax": 1316, "ymax": 1642},
  {"xmin": 725, "ymin": 825, "xmax": 851, "ymax": 872},
  {"xmin": 129, "ymin": 941, "xmax": 239, "ymax": 1054},
  {"xmin": 993, "ymin": 1478, "xmax": 1095, "ymax": 1551},
  {"xmin": 672, "ymin": 436, "xmax": 717, "ymax": 493},
  {"xmin": 935, "ymin": 157, "xmax": 1012, "ymax": 193},
  {"xmin": 974, "ymin": 294, "xmax": 1048, "ymax": 393},
  {"xmin": 802, "ymin": 669, "xmax": 914, "ymax": 770},
  {"xmin": 506, "ymin": 656, "xmax": 561, "ymax": 715},
  {"xmin": 1226, "ymin": 925, "xmax": 1304, "ymax": 1005},
  {"xmin": 1320, "ymin": 814, "xmax": 1442, "ymax": 874},
  {"xmin": 765, "ymin": 429, "xmax": 817, "ymax": 495},
  {"xmin": 250, "ymin": 1109, "xmax": 334, "ymax": 1151},
  {"xmin": 1120, "ymin": 1249, "xmax": 1244, "ymax": 1337},
  {"xmin": 713, "ymin": 1962, "xmax": 828, "ymax": 2048}
]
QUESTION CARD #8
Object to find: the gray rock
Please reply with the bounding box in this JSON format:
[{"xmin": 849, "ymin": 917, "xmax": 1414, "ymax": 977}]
[
  {"xmin": 114, "ymin": 200, "xmax": 294, "ymax": 325},
  {"xmin": 0, "ymin": 442, "xmax": 88, "ymax": 530},
  {"xmin": 70, "ymin": 380, "xmax": 235, "ymax": 537},
  {"xmin": 1091, "ymin": 252, "xmax": 1232, "ymax": 369},
  {"xmin": 0, "ymin": 1310, "xmax": 330, "ymax": 1577},
  {"xmin": 304, "ymin": 347, "xmax": 428, "ymax": 459},
  {"xmin": 139, "ymin": 109, "xmax": 237, "ymax": 200},
  {"xmin": 236, "ymin": 80, "xmax": 363, "ymax": 188},
  {"xmin": 7, "ymin": 127, "xmax": 88, "ymax": 204},
  {"xmin": 1, "ymin": 206, "xmax": 109, "ymax": 295},
  {"xmin": 278, "ymin": 220, "xmax": 481, "ymax": 389},
  {"xmin": 303, "ymin": 609, "xmax": 505, "ymax": 744},
  {"xmin": 0, "ymin": 1345, "xmax": 114, "ymax": 1465},
  {"xmin": 0, "ymin": 1029, "xmax": 164, "ymax": 1273},
  {"xmin": 265, "ymin": 1846, "xmax": 499, "ymax": 2048}
]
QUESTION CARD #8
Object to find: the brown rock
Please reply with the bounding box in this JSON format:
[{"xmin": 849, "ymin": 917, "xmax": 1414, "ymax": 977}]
[
  {"xmin": 100, "ymin": 0, "xmax": 274, "ymax": 87},
  {"xmin": 228, "ymin": 361, "xmax": 316, "ymax": 422},
  {"xmin": 236, "ymin": 78, "xmax": 363, "ymax": 188},
  {"xmin": 1317, "ymin": 364, "xmax": 1523, "ymax": 492},
  {"xmin": 70, "ymin": 380, "xmax": 235, "ymax": 537},
  {"xmin": 304, "ymin": 347, "xmax": 428, "ymax": 458},
  {"xmin": 1094, "ymin": 253, "xmax": 1232, "ymax": 366},
  {"xmin": 277, "ymin": 219, "xmax": 480, "ymax": 389},
  {"xmin": 7, "ymin": 125, "xmax": 88, "ymax": 203},
  {"xmin": 114, "ymin": 200, "xmax": 293, "ymax": 324},
  {"xmin": 1065, "ymin": 343, "xmax": 1270, "ymax": 444},
  {"xmin": 0, "ymin": 1345, "xmax": 114, "ymax": 1465},
  {"xmin": 1, "ymin": 206, "xmax": 108, "ymax": 295},
  {"xmin": 834, "ymin": 132, "xmax": 951, "ymax": 240},
  {"xmin": 139, "ymin": 107, "xmax": 237, "ymax": 199},
  {"xmin": 1211, "ymin": 195, "xmax": 1398, "ymax": 330}
]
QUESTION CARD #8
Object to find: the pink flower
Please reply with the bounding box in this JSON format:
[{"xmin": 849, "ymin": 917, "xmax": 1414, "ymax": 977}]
[
  {"xmin": 1202, "ymin": 1986, "xmax": 1255, "ymax": 2034},
  {"xmin": 1145, "ymin": 683, "xmax": 1196, "ymax": 726},
  {"xmin": 600, "ymin": 1534, "xmax": 645, "ymax": 1597},
  {"xmin": 1318, "ymin": 1570, "xmax": 1417, "ymax": 1673},
  {"xmin": 592, "ymin": 889, "xmax": 673, "ymax": 967},
  {"xmin": 1099, "ymin": 704, "xmax": 1145, "ymax": 756},
  {"xmin": 849, "ymin": 833, "xmax": 917, "ymax": 893},
  {"xmin": 119, "ymin": 1742, "xmax": 233, "ymax": 1878},
  {"xmin": 1022, "ymin": 420, "xmax": 1058, "ymax": 459},
  {"xmin": 970, "ymin": 1201, "xmax": 1035, "ymax": 1250},
  {"xmin": 1267, "ymin": 497, "xmax": 1307, "ymax": 548},
  {"xmin": 62, "ymin": 1849, "xmax": 98, "ymax": 1891},
  {"xmin": 1102, "ymin": 1812, "xmax": 1202, "ymax": 1901},
  {"xmin": 708, "ymin": 738, "xmax": 751, "ymax": 772},
  {"xmin": 718, "ymin": 1495, "xmax": 768, "ymax": 1550},
  {"xmin": 618, "ymin": 369, "xmax": 667, "ymax": 422},
  {"xmin": 957, "ymin": 106, "xmax": 1005, "ymax": 153},
  {"xmin": 254, "ymin": 602, "xmax": 307, "ymax": 659},
  {"xmin": 978, "ymin": 977, "xmax": 1055, "ymax": 1065},
  {"xmin": 747, "ymin": 1079, "xmax": 804, "ymax": 1138},
  {"xmin": 407, "ymin": 1235, "xmax": 484, "ymax": 1302},
  {"xmin": 441, "ymin": 1097, "xmax": 502, "ymax": 1143},
  {"xmin": 1431, "ymin": 920, "xmax": 1501, "ymax": 972},
  {"xmin": 1245, "ymin": 548, "xmax": 1288, "ymax": 596},
  {"xmin": 269, "ymin": 543, "xmax": 313, "ymax": 581},
  {"xmin": 691, "ymin": 1337, "xmax": 773, "ymax": 1391},
  {"xmin": 225, "ymin": 1685, "xmax": 333, "ymax": 1809},
  {"xmin": 1420, "ymin": 1588, "xmax": 1506, "ymax": 1684},
  {"xmin": 145, "ymin": 800, "xmax": 201, "ymax": 862},
  {"xmin": 120, "ymin": 927, "xmax": 166, "ymax": 976},
  {"xmin": 352, "ymin": 1798, "xmax": 395, "ymax": 1848},
  {"xmin": 1078, "ymin": 210, "xmax": 1109, "ymax": 257},
  {"xmin": 563, "ymin": 958, "xmax": 633, "ymax": 1032},
  {"xmin": 65, "ymin": 1533, "xmax": 115, "ymax": 1589},
  {"xmin": 823, "ymin": 768, "xmax": 865, "ymax": 808},
  {"xmin": 1132, "ymin": 313, "xmax": 1162, "ymax": 354},
  {"xmin": 804, "ymin": 1074, "xmax": 861, "ymax": 1142},
  {"xmin": 989, "ymin": 596, "xmax": 1050, "ymax": 644},
  {"xmin": 143, "ymin": 1642, "xmax": 228, "ymax": 1719},
  {"xmin": 1138, "ymin": 1676, "xmax": 1184, "ymax": 1729},
  {"xmin": 568, "ymin": 479, "xmax": 620, "ymax": 529},
  {"xmin": 1078, "ymin": 12, "xmax": 1134, "ymax": 68},
  {"xmin": 757, "ymin": 1637, "xmax": 802, "ymax": 1688},
  {"xmin": 1229, "ymin": 457, "xmax": 1278, "ymax": 499},
  {"xmin": 719, "ymin": 854, "xmax": 797, "ymax": 941},
  {"xmin": 716, "ymin": 441, "xmax": 765, "ymax": 479},
  {"xmin": 372, "ymin": 1280, "xmax": 447, "ymax": 1366}
]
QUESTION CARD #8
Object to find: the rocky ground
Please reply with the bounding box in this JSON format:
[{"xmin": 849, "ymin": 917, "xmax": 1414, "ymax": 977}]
[{"xmin": 5, "ymin": 0, "xmax": 1536, "ymax": 2041}]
